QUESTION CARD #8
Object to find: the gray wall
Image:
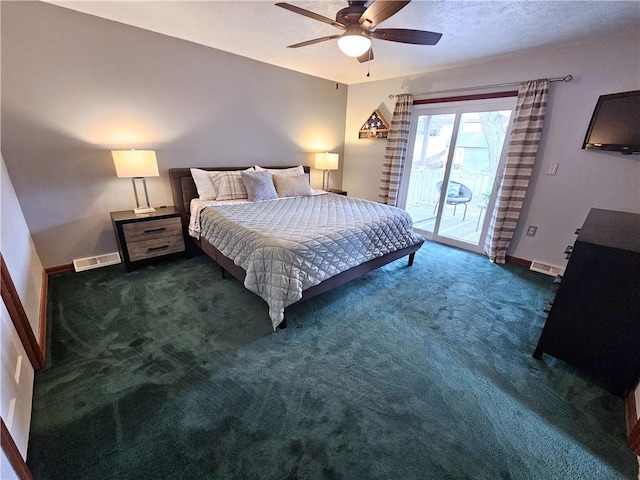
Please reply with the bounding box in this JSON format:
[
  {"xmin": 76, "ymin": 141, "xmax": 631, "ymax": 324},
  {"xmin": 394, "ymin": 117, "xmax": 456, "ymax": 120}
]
[
  {"xmin": 1, "ymin": 2, "xmax": 347, "ymax": 267},
  {"xmin": 343, "ymin": 32, "xmax": 640, "ymax": 268},
  {"xmin": 3, "ymin": 2, "xmax": 639, "ymax": 270}
]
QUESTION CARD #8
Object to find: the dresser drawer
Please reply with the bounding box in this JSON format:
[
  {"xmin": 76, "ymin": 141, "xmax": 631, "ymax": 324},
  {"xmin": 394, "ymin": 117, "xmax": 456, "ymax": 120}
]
[
  {"xmin": 127, "ymin": 234, "xmax": 185, "ymax": 262},
  {"xmin": 122, "ymin": 217, "xmax": 182, "ymax": 243}
]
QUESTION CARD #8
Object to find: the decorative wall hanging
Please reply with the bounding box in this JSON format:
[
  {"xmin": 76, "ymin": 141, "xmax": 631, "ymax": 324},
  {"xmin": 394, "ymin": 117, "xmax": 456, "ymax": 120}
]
[{"xmin": 359, "ymin": 109, "xmax": 389, "ymax": 139}]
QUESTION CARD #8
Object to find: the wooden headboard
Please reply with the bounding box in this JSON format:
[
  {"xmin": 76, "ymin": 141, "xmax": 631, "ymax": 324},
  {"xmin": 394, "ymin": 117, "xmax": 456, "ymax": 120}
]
[{"xmin": 168, "ymin": 166, "xmax": 311, "ymax": 217}]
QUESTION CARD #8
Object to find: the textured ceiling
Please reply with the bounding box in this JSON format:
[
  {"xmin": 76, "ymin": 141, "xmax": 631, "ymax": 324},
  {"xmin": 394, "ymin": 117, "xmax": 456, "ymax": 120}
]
[{"xmin": 47, "ymin": 0, "xmax": 640, "ymax": 85}]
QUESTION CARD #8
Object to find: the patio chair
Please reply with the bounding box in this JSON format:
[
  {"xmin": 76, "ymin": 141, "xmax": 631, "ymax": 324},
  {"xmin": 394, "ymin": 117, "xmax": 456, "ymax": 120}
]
[{"xmin": 434, "ymin": 181, "xmax": 473, "ymax": 220}]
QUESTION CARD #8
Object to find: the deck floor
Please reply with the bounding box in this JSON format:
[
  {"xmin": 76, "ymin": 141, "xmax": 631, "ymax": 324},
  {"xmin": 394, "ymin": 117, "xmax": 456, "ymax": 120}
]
[{"xmin": 407, "ymin": 202, "xmax": 487, "ymax": 244}]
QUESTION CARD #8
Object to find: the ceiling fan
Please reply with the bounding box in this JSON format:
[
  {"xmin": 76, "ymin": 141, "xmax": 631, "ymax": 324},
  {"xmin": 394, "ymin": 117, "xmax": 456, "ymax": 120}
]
[{"xmin": 275, "ymin": 0, "xmax": 442, "ymax": 63}]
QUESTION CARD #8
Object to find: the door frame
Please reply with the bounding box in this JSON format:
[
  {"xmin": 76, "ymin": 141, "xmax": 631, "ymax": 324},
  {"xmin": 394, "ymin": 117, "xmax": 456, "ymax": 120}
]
[{"xmin": 398, "ymin": 96, "xmax": 517, "ymax": 253}]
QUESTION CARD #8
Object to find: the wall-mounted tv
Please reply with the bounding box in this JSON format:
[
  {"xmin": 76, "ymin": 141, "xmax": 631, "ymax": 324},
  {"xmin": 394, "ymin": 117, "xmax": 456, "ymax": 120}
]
[{"xmin": 582, "ymin": 89, "xmax": 640, "ymax": 155}]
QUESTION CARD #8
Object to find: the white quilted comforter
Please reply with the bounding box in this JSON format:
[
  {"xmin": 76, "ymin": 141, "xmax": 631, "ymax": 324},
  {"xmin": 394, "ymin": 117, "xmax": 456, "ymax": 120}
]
[{"xmin": 198, "ymin": 194, "xmax": 423, "ymax": 329}]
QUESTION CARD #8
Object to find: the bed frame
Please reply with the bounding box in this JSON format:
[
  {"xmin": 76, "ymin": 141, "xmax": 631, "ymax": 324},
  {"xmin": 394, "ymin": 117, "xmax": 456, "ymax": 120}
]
[{"xmin": 168, "ymin": 166, "xmax": 424, "ymax": 328}]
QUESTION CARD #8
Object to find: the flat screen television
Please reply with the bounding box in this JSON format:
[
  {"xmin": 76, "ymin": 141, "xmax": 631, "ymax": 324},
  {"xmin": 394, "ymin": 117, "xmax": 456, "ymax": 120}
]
[{"xmin": 582, "ymin": 89, "xmax": 640, "ymax": 155}]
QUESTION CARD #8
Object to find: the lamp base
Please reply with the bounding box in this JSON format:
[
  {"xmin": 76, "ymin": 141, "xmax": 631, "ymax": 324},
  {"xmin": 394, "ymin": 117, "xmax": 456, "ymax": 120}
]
[
  {"xmin": 134, "ymin": 206, "xmax": 156, "ymax": 215},
  {"xmin": 322, "ymin": 170, "xmax": 329, "ymax": 191}
]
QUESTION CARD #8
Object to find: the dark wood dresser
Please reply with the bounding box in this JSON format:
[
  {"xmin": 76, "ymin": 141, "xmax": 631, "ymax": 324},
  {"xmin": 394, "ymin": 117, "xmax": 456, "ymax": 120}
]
[{"xmin": 533, "ymin": 208, "xmax": 640, "ymax": 397}]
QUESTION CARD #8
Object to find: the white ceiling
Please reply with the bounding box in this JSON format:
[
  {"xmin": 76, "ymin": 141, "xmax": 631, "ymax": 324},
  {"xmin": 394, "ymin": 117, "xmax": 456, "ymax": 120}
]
[{"xmin": 46, "ymin": 0, "xmax": 640, "ymax": 85}]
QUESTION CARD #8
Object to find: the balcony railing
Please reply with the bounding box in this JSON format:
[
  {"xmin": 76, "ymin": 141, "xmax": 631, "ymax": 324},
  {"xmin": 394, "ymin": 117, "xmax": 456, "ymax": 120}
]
[
  {"xmin": 405, "ymin": 168, "xmax": 494, "ymax": 244},
  {"xmin": 406, "ymin": 167, "xmax": 493, "ymax": 208}
]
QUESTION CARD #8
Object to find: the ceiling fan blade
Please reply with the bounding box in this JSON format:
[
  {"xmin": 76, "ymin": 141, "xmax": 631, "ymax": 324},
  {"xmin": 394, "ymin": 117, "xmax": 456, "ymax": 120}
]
[
  {"xmin": 276, "ymin": 3, "xmax": 346, "ymax": 29},
  {"xmin": 371, "ymin": 28, "xmax": 442, "ymax": 45},
  {"xmin": 287, "ymin": 35, "xmax": 341, "ymax": 49},
  {"xmin": 357, "ymin": 48, "xmax": 374, "ymax": 63},
  {"xmin": 358, "ymin": 0, "xmax": 411, "ymax": 29}
]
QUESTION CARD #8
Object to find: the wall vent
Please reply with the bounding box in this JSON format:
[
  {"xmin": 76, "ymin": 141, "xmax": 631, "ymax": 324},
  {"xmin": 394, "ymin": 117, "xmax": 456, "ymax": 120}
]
[
  {"xmin": 530, "ymin": 261, "xmax": 565, "ymax": 277},
  {"xmin": 73, "ymin": 252, "xmax": 121, "ymax": 272}
]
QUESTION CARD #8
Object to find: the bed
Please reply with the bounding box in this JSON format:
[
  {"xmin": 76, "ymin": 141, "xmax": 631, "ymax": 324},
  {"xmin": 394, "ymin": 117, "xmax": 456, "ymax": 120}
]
[{"xmin": 169, "ymin": 165, "xmax": 424, "ymax": 330}]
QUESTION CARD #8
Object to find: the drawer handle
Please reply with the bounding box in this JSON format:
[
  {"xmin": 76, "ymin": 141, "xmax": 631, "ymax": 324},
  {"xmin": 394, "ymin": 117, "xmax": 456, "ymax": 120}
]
[
  {"xmin": 144, "ymin": 227, "xmax": 166, "ymax": 234},
  {"xmin": 564, "ymin": 245, "xmax": 573, "ymax": 255},
  {"xmin": 147, "ymin": 245, "xmax": 169, "ymax": 252}
]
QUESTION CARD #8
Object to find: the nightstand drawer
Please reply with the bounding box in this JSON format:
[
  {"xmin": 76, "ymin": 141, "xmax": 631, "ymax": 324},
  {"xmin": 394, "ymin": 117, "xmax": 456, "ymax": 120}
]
[
  {"xmin": 127, "ymin": 234, "xmax": 185, "ymax": 262},
  {"xmin": 122, "ymin": 217, "xmax": 182, "ymax": 243}
]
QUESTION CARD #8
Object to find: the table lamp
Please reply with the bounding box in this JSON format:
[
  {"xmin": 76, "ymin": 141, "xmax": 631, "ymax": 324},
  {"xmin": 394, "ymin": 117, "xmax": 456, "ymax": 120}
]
[
  {"xmin": 315, "ymin": 152, "xmax": 339, "ymax": 190},
  {"xmin": 112, "ymin": 149, "xmax": 159, "ymax": 214}
]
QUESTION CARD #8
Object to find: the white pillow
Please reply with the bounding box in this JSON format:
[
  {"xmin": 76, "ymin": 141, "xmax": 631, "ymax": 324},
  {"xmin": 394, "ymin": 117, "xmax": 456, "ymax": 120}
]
[
  {"xmin": 191, "ymin": 168, "xmax": 217, "ymax": 200},
  {"xmin": 255, "ymin": 165, "xmax": 305, "ymax": 177},
  {"xmin": 273, "ymin": 173, "xmax": 313, "ymax": 198}
]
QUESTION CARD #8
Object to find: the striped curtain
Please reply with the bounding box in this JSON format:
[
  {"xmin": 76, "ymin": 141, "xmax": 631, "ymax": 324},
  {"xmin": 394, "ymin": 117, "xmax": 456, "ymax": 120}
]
[
  {"xmin": 379, "ymin": 93, "xmax": 413, "ymax": 206},
  {"xmin": 484, "ymin": 79, "xmax": 549, "ymax": 264}
]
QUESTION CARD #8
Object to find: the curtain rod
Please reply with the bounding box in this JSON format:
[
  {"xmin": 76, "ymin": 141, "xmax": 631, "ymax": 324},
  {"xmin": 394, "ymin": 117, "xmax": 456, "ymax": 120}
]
[{"xmin": 388, "ymin": 74, "xmax": 573, "ymax": 99}]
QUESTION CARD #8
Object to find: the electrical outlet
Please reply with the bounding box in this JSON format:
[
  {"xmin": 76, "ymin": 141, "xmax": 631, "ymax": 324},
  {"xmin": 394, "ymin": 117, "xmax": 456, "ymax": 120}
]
[
  {"xmin": 526, "ymin": 225, "xmax": 538, "ymax": 237},
  {"xmin": 547, "ymin": 163, "xmax": 559, "ymax": 175}
]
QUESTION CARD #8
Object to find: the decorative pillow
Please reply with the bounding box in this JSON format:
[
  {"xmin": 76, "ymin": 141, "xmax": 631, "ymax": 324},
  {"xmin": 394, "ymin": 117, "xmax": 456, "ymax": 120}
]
[
  {"xmin": 255, "ymin": 165, "xmax": 305, "ymax": 177},
  {"xmin": 191, "ymin": 168, "xmax": 218, "ymax": 200},
  {"xmin": 446, "ymin": 183, "xmax": 461, "ymax": 198},
  {"xmin": 241, "ymin": 170, "xmax": 278, "ymax": 202},
  {"xmin": 210, "ymin": 171, "xmax": 249, "ymax": 201},
  {"xmin": 273, "ymin": 173, "xmax": 313, "ymax": 198}
]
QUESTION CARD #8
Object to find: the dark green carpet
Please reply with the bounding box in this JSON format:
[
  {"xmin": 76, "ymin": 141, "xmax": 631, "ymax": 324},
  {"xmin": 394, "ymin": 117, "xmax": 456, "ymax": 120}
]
[{"xmin": 28, "ymin": 242, "xmax": 637, "ymax": 479}]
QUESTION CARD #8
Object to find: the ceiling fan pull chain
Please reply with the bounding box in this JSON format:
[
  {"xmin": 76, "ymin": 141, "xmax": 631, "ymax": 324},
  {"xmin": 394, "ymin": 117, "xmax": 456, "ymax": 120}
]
[{"xmin": 336, "ymin": 45, "xmax": 340, "ymax": 89}]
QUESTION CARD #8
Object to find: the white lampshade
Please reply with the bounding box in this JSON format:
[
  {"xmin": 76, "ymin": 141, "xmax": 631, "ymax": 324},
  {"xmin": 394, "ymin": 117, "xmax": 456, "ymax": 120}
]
[
  {"xmin": 315, "ymin": 152, "xmax": 339, "ymax": 171},
  {"xmin": 337, "ymin": 32, "xmax": 371, "ymax": 57},
  {"xmin": 112, "ymin": 150, "xmax": 159, "ymax": 178}
]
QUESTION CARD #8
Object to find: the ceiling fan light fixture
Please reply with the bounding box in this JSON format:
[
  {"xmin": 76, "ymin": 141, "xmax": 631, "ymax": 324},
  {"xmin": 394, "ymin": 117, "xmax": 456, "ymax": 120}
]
[{"xmin": 337, "ymin": 31, "xmax": 371, "ymax": 57}]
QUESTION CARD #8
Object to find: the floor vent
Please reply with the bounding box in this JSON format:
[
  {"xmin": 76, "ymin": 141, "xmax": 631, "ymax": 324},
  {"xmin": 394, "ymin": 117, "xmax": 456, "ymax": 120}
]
[
  {"xmin": 530, "ymin": 261, "xmax": 565, "ymax": 277},
  {"xmin": 73, "ymin": 252, "xmax": 121, "ymax": 272}
]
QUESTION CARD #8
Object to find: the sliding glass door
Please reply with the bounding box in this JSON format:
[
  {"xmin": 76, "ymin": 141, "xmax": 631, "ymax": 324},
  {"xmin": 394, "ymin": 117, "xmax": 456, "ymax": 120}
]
[{"xmin": 398, "ymin": 97, "xmax": 516, "ymax": 253}]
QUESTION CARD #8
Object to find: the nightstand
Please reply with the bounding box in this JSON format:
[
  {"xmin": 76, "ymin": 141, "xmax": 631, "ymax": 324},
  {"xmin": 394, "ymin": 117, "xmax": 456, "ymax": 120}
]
[
  {"xmin": 327, "ymin": 189, "xmax": 347, "ymax": 196},
  {"xmin": 110, "ymin": 206, "xmax": 186, "ymax": 272}
]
